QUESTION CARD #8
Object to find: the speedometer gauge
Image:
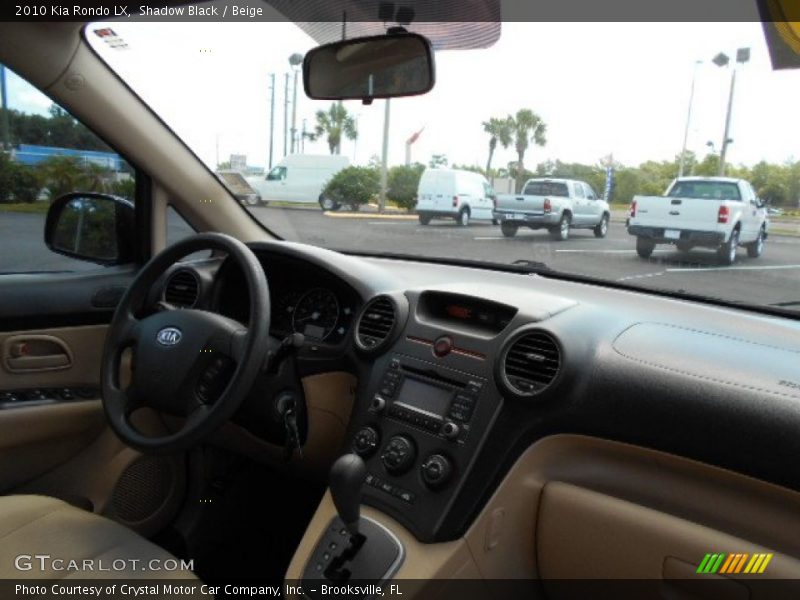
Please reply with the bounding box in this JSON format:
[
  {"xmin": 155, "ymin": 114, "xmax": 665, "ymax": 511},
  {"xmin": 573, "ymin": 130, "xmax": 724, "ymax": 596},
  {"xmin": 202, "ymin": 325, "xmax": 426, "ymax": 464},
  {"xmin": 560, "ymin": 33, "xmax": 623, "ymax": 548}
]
[{"xmin": 292, "ymin": 288, "xmax": 340, "ymax": 341}]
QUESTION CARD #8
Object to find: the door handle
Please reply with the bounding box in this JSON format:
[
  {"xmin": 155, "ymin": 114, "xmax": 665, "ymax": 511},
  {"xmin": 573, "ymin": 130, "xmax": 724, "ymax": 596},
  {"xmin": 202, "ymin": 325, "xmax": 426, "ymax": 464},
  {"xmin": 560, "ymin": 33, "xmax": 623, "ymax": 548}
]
[{"xmin": 3, "ymin": 335, "xmax": 73, "ymax": 373}]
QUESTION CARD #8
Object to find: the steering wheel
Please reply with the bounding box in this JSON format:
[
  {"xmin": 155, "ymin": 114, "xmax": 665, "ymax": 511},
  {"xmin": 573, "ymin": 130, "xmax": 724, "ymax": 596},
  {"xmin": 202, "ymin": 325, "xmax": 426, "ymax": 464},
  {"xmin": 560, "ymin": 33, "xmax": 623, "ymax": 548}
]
[{"xmin": 101, "ymin": 233, "xmax": 270, "ymax": 454}]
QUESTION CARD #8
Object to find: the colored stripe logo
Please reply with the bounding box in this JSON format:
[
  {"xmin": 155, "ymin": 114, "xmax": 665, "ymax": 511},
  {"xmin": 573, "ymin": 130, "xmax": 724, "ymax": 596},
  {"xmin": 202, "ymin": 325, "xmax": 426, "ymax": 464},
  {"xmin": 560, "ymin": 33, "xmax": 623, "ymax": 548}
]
[{"xmin": 697, "ymin": 552, "xmax": 773, "ymax": 574}]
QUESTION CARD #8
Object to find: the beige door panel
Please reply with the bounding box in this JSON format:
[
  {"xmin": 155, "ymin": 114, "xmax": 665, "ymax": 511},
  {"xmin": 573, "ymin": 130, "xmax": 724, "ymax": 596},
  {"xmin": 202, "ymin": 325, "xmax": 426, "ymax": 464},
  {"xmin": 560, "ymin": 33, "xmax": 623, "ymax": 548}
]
[
  {"xmin": 0, "ymin": 400, "xmax": 105, "ymax": 492},
  {"xmin": 0, "ymin": 325, "xmax": 106, "ymax": 389}
]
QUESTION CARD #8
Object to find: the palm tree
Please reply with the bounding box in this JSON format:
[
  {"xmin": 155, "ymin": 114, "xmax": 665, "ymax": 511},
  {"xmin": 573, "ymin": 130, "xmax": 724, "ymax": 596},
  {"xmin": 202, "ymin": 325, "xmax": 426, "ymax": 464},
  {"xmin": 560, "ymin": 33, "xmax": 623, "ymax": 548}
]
[
  {"xmin": 312, "ymin": 103, "xmax": 358, "ymax": 155},
  {"xmin": 482, "ymin": 116, "xmax": 513, "ymax": 180},
  {"xmin": 509, "ymin": 109, "xmax": 547, "ymax": 193}
]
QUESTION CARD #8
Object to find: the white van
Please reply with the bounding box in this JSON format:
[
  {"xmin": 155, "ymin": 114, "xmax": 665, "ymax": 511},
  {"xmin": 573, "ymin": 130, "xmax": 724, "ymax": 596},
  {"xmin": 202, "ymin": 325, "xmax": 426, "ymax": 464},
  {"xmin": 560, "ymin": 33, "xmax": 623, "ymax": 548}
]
[
  {"xmin": 245, "ymin": 154, "xmax": 349, "ymax": 207},
  {"xmin": 416, "ymin": 168, "xmax": 497, "ymax": 226}
]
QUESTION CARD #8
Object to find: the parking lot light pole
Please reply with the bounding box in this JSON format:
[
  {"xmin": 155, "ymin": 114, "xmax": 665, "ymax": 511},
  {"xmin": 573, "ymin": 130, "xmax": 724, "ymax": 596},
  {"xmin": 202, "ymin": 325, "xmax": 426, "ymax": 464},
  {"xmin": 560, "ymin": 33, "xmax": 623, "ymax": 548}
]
[
  {"xmin": 378, "ymin": 98, "xmax": 391, "ymax": 213},
  {"xmin": 713, "ymin": 48, "xmax": 749, "ymax": 176},
  {"xmin": 678, "ymin": 60, "xmax": 702, "ymax": 178},
  {"xmin": 289, "ymin": 53, "xmax": 303, "ymax": 154}
]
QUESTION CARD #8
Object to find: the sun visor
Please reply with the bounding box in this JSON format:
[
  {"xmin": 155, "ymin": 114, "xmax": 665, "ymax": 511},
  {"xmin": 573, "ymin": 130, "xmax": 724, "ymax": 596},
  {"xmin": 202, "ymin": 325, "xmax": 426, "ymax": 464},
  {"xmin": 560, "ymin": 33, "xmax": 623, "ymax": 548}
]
[{"xmin": 760, "ymin": 0, "xmax": 800, "ymax": 70}]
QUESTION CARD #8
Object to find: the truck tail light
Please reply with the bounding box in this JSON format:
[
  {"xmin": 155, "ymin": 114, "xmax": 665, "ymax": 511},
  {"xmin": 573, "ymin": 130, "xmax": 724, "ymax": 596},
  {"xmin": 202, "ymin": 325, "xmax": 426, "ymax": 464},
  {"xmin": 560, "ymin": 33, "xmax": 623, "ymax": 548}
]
[
  {"xmin": 452, "ymin": 196, "xmax": 459, "ymax": 207},
  {"xmin": 543, "ymin": 198, "xmax": 552, "ymax": 214},
  {"xmin": 718, "ymin": 205, "xmax": 729, "ymax": 224},
  {"xmin": 630, "ymin": 201, "xmax": 637, "ymax": 218}
]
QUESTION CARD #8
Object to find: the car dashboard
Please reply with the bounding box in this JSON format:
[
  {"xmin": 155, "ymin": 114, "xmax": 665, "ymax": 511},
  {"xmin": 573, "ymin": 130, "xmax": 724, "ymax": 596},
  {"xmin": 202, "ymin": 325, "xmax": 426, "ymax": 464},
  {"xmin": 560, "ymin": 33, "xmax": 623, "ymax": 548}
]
[{"xmin": 159, "ymin": 240, "xmax": 800, "ymax": 548}]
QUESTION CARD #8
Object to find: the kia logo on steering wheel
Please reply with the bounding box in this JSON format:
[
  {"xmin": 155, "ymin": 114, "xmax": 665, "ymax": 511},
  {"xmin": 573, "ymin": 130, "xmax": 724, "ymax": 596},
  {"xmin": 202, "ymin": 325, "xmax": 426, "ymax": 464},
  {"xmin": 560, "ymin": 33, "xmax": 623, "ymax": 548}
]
[{"xmin": 156, "ymin": 327, "xmax": 182, "ymax": 346}]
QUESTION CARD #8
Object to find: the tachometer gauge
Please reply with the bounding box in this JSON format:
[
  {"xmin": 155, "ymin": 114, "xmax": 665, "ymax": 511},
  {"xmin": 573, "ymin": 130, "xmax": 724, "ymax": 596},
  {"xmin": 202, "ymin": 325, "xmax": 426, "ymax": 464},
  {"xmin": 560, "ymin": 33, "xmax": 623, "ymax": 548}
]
[{"xmin": 292, "ymin": 288, "xmax": 340, "ymax": 341}]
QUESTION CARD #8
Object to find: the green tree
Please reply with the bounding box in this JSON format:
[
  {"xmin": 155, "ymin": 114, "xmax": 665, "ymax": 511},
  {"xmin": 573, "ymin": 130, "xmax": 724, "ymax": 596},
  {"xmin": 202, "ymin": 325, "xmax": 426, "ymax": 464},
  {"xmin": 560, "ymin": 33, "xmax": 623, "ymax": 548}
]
[
  {"xmin": 509, "ymin": 109, "xmax": 547, "ymax": 192},
  {"xmin": 322, "ymin": 166, "xmax": 379, "ymax": 209},
  {"xmin": 312, "ymin": 103, "xmax": 357, "ymax": 155},
  {"xmin": 694, "ymin": 153, "xmax": 721, "ymax": 177},
  {"xmin": 387, "ymin": 163, "xmax": 425, "ymax": 210},
  {"xmin": 38, "ymin": 156, "xmax": 89, "ymax": 199},
  {"xmin": 482, "ymin": 116, "xmax": 513, "ymax": 179}
]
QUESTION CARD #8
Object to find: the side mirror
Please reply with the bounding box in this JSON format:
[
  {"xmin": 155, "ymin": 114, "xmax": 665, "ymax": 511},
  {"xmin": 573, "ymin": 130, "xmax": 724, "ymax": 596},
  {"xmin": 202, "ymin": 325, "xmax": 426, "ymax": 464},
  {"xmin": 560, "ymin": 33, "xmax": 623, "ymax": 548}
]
[
  {"xmin": 303, "ymin": 32, "xmax": 435, "ymax": 102},
  {"xmin": 45, "ymin": 192, "xmax": 135, "ymax": 265}
]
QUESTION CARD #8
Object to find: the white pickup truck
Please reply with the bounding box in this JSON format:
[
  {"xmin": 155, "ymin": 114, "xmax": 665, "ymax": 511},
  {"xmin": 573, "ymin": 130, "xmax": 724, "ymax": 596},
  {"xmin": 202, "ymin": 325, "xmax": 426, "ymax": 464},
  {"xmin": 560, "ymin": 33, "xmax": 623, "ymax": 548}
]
[
  {"xmin": 493, "ymin": 178, "xmax": 610, "ymax": 241},
  {"xmin": 627, "ymin": 176, "xmax": 768, "ymax": 265}
]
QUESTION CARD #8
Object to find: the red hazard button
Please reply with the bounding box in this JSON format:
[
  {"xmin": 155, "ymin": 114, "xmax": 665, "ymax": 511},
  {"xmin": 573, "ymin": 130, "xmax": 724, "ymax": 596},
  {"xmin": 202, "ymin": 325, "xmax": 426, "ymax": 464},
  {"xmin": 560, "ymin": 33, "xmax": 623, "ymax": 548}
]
[{"xmin": 433, "ymin": 336, "xmax": 453, "ymax": 358}]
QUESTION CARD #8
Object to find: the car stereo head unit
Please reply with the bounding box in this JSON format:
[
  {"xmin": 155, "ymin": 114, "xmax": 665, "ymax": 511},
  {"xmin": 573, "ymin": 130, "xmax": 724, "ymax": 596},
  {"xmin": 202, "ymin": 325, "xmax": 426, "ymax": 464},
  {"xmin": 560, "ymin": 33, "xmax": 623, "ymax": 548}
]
[{"xmin": 368, "ymin": 355, "xmax": 483, "ymax": 443}]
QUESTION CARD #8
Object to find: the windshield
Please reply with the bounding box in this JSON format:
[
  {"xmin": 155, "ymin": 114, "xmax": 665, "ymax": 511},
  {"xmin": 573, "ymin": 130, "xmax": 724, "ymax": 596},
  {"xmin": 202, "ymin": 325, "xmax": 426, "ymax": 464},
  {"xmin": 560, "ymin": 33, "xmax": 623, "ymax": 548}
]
[{"xmin": 87, "ymin": 20, "xmax": 800, "ymax": 314}]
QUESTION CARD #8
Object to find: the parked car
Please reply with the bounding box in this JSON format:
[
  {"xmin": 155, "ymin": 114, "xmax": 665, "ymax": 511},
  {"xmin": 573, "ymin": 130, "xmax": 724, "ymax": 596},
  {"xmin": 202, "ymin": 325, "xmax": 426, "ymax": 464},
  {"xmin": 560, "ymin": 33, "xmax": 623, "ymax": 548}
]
[
  {"xmin": 245, "ymin": 154, "xmax": 349, "ymax": 207},
  {"xmin": 627, "ymin": 176, "xmax": 768, "ymax": 265},
  {"xmin": 493, "ymin": 178, "xmax": 610, "ymax": 240},
  {"xmin": 416, "ymin": 168, "xmax": 497, "ymax": 226}
]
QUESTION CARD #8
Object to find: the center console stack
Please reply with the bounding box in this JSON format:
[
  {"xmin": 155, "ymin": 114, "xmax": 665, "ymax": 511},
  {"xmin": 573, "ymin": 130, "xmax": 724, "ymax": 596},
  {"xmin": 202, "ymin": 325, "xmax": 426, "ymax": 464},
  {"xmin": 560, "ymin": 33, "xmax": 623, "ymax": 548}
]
[{"xmin": 348, "ymin": 346, "xmax": 502, "ymax": 542}]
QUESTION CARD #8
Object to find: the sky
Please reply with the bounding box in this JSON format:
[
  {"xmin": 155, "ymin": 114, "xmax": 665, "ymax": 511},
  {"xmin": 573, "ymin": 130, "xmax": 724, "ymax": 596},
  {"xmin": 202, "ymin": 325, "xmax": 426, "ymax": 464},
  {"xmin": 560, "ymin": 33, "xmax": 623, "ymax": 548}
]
[{"xmin": 7, "ymin": 20, "xmax": 800, "ymax": 172}]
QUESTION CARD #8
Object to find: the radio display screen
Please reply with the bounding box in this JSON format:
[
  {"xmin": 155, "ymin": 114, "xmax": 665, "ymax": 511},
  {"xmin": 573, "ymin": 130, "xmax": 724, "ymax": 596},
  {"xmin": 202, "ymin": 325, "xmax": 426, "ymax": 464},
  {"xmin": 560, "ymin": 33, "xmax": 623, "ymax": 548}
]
[{"xmin": 395, "ymin": 377, "xmax": 452, "ymax": 417}]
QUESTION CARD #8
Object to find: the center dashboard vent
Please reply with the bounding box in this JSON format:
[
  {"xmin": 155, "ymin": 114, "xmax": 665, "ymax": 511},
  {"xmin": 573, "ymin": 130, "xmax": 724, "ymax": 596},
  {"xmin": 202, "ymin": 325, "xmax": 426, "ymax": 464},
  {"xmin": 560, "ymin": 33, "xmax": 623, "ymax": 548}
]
[
  {"xmin": 355, "ymin": 295, "xmax": 399, "ymax": 352},
  {"xmin": 163, "ymin": 269, "xmax": 200, "ymax": 308},
  {"xmin": 501, "ymin": 329, "xmax": 561, "ymax": 397}
]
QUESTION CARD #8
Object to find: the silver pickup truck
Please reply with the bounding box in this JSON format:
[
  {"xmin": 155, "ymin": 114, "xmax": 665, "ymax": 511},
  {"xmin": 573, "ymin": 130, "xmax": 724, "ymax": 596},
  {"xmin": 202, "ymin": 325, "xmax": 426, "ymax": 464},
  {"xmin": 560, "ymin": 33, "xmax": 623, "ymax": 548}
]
[{"xmin": 493, "ymin": 178, "xmax": 610, "ymax": 240}]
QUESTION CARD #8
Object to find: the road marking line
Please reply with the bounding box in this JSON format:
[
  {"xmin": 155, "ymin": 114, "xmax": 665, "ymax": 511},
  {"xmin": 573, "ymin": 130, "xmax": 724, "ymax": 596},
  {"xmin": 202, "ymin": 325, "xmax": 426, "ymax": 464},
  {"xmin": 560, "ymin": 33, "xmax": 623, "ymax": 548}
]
[
  {"xmin": 473, "ymin": 236, "xmax": 508, "ymax": 240},
  {"xmin": 618, "ymin": 271, "xmax": 665, "ymax": 281},
  {"xmin": 556, "ymin": 249, "xmax": 670, "ymax": 254},
  {"xmin": 666, "ymin": 264, "xmax": 800, "ymax": 273}
]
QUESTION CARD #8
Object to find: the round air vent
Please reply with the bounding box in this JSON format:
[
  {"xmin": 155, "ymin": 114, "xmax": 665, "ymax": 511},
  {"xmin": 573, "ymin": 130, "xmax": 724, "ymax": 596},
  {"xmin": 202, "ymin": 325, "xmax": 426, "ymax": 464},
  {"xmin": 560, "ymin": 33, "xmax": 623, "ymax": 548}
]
[
  {"xmin": 163, "ymin": 269, "xmax": 200, "ymax": 308},
  {"xmin": 355, "ymin": 295, "xmax": 398, "ymax": 352},
  {"xmin": 499, "ymin": 329, "xmax": 561, "ymax": 397}
]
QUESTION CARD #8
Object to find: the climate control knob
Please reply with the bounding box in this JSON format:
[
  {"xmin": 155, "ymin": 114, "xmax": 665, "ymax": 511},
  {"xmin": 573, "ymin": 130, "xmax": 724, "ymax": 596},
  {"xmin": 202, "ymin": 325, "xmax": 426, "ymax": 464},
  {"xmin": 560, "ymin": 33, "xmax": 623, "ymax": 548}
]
[
  {"xmin": 380, "ymin": 435, "xmax": 417, "ymax": 475},
  {"xmin": 421, "ymin": 454, "xmax": 453, "ymax": 489},
  {"xmin": 353, "ymin": 426, "xmax": 380, "ymax": 457}
]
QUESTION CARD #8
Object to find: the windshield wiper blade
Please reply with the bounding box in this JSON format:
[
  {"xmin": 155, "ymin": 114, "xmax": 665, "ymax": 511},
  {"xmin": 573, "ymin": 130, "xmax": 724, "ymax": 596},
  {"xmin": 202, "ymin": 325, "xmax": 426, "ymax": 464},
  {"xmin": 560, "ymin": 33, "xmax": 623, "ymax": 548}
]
[{"xmin": 511, "ymin": 259, "xmax": 551, "ymax": 272}]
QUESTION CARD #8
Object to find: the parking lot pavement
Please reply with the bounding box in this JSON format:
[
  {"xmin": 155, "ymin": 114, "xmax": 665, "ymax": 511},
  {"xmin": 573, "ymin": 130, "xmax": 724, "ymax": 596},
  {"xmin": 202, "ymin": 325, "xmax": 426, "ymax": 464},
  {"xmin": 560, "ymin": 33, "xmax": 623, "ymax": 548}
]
[
  {"xmin": 2, "ymin": 206, "xmax": 798, "ymax": 311},
  {"xmin": 251, "ymin": 207, "xmax": 800, "ymax": 309}
]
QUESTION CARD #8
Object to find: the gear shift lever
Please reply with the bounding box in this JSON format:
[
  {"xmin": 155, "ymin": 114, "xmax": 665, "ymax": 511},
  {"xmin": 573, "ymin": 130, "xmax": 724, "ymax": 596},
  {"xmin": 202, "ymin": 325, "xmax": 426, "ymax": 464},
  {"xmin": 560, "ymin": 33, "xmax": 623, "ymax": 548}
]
[{"xmin": 329, "ymin": 453, "xmax": 367, "ymax": 536}]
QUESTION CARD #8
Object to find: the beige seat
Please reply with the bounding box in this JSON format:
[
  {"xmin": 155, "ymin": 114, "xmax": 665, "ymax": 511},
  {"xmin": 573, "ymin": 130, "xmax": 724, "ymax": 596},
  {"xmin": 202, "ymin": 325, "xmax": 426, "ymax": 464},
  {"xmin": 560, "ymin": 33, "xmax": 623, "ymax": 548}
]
[{"xmin": 0, "ymin": 495, "xmax": 199, "ymax": 580}]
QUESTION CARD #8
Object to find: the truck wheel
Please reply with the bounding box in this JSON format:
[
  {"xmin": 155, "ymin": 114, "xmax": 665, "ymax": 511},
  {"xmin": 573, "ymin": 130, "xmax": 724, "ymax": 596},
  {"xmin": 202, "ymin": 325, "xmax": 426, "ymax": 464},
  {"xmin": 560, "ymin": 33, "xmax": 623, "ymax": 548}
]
[
  {"xmin": 716, "ymin": 228, "xmax": 739, "ymax": 265},
  {"xmin": 457, "ymin": 208, "xmax": 470, "ymax": 227},
  {"xmin": 636, "ymin": 237, "xmax": 655, "ymax": 259},
  {"xmin": 746, "ymin": 227, "xmax": 765, "ymax": 258},
  {"xmin": 319, "ymin": 196, "xmax": 339, "ymax": 211},
  {"xmin": 418, "ymin": 214, "xmax": 431, "ymax": 225},
  {"xmin": 550, "ymin": 213, "xmax": 571, "ymax": 241},
  {"xmin": 501, "ymin": 222, "xmax": 518, "ymax": 238},
  {"xmin": 593, "ymin": 213, "xmax": 609, "ymax": 238},
  {"xmin": 492, "ymin": 218, "xmax": 499, "ymax": 226}
]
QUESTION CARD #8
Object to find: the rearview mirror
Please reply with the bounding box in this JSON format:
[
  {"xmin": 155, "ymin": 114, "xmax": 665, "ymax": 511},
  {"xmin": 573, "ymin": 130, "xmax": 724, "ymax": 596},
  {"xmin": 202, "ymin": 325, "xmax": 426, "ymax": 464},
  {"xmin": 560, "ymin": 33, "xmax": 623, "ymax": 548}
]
[
  {"xmin": 45, "ymin": 192, "xmax": 136, "ymax": 265},
  {"xmin": 303, "ymin": 32, "xmax": 435, "ymax": 101}
]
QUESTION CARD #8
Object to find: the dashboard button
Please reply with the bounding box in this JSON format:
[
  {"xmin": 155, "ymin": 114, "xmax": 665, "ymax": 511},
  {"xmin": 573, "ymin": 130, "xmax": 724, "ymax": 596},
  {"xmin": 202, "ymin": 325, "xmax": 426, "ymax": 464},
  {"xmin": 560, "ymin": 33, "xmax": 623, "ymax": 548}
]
[
  {"xmin": 370, "ymin": 396, "xmax": 387, "ymax": 413},
  {"xmin": 440, "ymin": 421, "xmax": 460, "ymax": 440},
  {"xmin": 433, "ymin": 336, "xmax": 453, "ymax": 358}
]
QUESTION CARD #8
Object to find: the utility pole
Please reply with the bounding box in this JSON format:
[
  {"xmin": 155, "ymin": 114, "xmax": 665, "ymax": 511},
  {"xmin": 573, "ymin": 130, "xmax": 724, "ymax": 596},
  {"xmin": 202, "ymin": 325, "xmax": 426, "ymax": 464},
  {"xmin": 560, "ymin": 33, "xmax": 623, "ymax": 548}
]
[
  {"xmin": 301, "ymin": 119, "xmax": 307, "ymax": 153},
  {"xmin": 718, "ymin": 67, "xmax": 737, "ymax": 176},
  {"xmin": 283, "ymin": 73, "xmax": 289, "ymax": 157},
  {"xmin": 678, "ymin": 61, "xmax": 701, "ymax": 178},
  {"xmin": 290, "ymin": 69, "xmax": 299, "ymax": 154},
  {"xmin": 0, "ymin": 64, "xmax": 10, "ymax": 151},
  {"xmin": 378, "ymin": 98, "xmax": 391, "ymax": 213},
  {"xmin": 268, "ymin": 73, "xmax": 275, "ymax": 169}
]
